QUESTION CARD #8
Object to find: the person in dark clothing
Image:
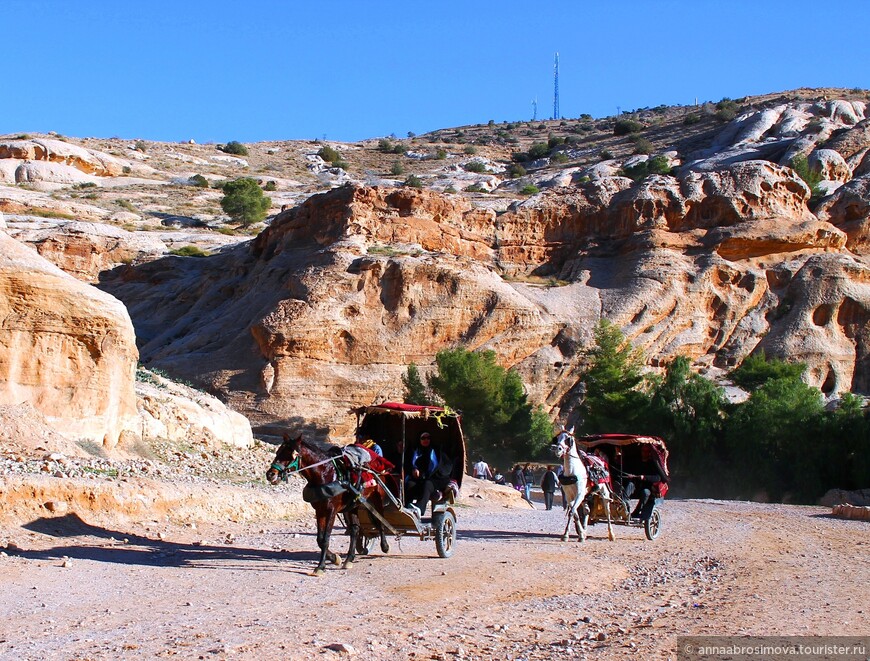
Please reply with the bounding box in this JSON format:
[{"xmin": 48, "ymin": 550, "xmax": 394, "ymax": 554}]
[
  {"xmin": 510, "ymin": 464, "xmax": 526, "ymax": 493},
  {"xmin": 623, "ymin": 444, "xmax": 668, "ymax": 519},
  {"xmin": 405, "ymin": 432, "xmax": 451, "ymax": 516},
  {"xmin": 541, "ymin": 465, "xmax": 558, "ymax": 510}
]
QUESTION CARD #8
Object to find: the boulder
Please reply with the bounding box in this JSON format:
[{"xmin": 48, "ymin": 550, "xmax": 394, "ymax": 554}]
[
  {"xmin": 0, "ymin": 138, "xmax": 131, "ymax": 176},
  {"xmin": 13, "ymin": 161, "xmax": 100, "ymax": 187},
  {"xmin": 136, "ymin": 370, "xmax": 253, "ymax": 448},
  {"xmin": 0, "ymin": 232, "xmax": 139, "ymax": 449},
  {"xmin": 809, "ymin": 149, "xmax": 851, "ymax": 182}
]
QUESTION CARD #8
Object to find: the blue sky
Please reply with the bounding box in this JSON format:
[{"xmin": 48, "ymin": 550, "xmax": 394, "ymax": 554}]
[{"xmin": 3, "ymin": 1, "xmax": 867, "ymax": 143}]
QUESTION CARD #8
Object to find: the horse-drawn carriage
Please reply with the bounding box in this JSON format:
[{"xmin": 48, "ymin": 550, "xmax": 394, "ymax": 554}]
[
  {"xmin": 350, "ymin": 402, "xmax": 466, "ymax": 558},
  {"xmin": 266, "ymin": 402, "xmax": 465, "ymax": 573},
  {"xmin": 554, "ymin": 430, "xmax": 669, "ymax": 542}
]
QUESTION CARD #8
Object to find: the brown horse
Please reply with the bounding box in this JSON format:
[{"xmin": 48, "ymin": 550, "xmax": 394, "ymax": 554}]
[{"xmin": 266, "ymin": 434, "xmax": 391, "ymax": 576}]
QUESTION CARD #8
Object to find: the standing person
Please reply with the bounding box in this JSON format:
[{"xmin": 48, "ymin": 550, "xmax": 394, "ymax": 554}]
[
  {"xmin": 523, "ymin": 464, "xmax": 534, "ymax": 502},
  {"xmin": 473, "ymin": 456, "xmax": 492, "ymax": 481},
  {"xmin": 510, "ymin": 464, "xmax": 526, "ymax": 496},
  {"xmin": 405, "ymin": 432, "xmax": 438, "ymax": 516},
  {"xmin": 541, "ymin": 465, "xmax": 558, "ymax": 510}
]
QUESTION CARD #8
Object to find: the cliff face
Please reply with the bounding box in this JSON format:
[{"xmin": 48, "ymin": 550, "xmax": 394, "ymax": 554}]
[
  {"xmin": 0, "ymin": 233, "xmax": 139, "ymax": 448},
  {"xmin": 101, "ymin": 162, "xmax": 870, "ymax": 435}
]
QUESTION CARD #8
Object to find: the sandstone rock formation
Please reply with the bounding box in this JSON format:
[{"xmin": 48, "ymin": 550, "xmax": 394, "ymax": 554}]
[
  {"xmin": 101, "ymin": 162, "xmax": 867, "ymax": 435},
  {"xmin": 0, "ymin": 232, "xmax": 139, "ymax": 448}
]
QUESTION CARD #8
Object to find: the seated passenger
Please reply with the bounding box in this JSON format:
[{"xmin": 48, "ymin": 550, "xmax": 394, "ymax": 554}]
[
  {"xmin": 622, "ymin": 444, "xmax": 668, "ymax": 519},
  {"xmin": 405, "ymin": 432, "xmax": 451, "ymax": 516}
]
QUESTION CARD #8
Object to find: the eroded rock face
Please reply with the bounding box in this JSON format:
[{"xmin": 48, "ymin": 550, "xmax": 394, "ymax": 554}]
[
  {"xmin": 0, "ymin": 232, "xmax": 139, "ymax": 448},
  {"xmin": 0, "ymin": 138, "xmax": 129, "ymax": 177},
  {"xmin": 101, "ymin": 164, "xmax": 866, "ymax": 434}
]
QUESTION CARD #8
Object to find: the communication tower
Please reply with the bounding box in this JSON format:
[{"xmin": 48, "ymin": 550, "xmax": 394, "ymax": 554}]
[
  {"xmin": 532, "ymin": 97, "xmax": 538, "ymax": 121},
  {"xmin": 553, "ymin": 52, "xmax": 560, "ymax": 120}
]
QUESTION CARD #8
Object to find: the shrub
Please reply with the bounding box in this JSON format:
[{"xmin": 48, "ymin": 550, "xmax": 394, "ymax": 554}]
[
  {"xmin": 527, "ymin": 143, "xmax": 550, "ymax": 159},
  {"xmin": 632, "ymin": 138, "xmax": 653, "ymax": 155},
  {"xmin": 547, "ymin": 136, "xmax": 565, "ymax": 149},
  {"xmin": 715, "ymin": 98, "xmax": 739, "ymax": 122},
  {"xmin": 464, "ymin": 161, "xmax": 486, "ymax": 173},
  {"xmin": 551, "ymin": 152, "xmax": 569, "ymax": 164},
  {"xmin": 790, "ymin": 154, "xmax": 823, "ymax": 200},
  {"xmin": 683, "ymin": 113, "xmax": 701, "ymax": 125},
  {"xmin": 435, "ymin": 149, "xmax": 447, "ymax": 160},
  {"xmin": 189, "ymin": 174, "xmax": 209, "ymax": 188},
  {"xmin": 620, "ymin": 155, "xmax": 672, "ymax": 182},
  {"xmin": 403, "ymin": 174, "xmax": 423, "ymax": 188},
  {"xmin": 390, "ymin": 161, "xmax": 404, "ymax": 176},
  {"xmin": 220, "ymin": 177, "xmax": 271, "ymax": 226},
  {"xmin": 169, "ymin": 245, "xmax": 209, "ymax": 258},
  {"xmin": 318, "ymin": 145, "xmax": 341, "ymax": 164},
  {"xmin": 508, "ymin": 163, "xmax": 527, "ymax": 178},
  {"xmin": 599, "ymin": 149, "xmax": 614, "ymax": 160},
  {"xmin": 134, "ymin": 140, "xmax": 147, "ymax": 152},
  {"xmin": 263, "ymin": 180, "xmax": 277, "ymax": 191},
  {"xmin": 331, "ymin": 160, "xmax": 350, "ymax": 170},
  {"xmin": 464, "ymin": 184, "xmax": 487, "ymax": 193},
  {"xmin": 614, "ymin": 118, "xmax": 643, "ymax": 136},
  {"xmin": 220, "ymin": 141, "xmax": 249, "ymax": 156},
  {"xmin": 520, "ymin": 184, "xmax": 540, "ymax": 195},
  {"xmin": 444, "ymin": 185, "xmax": 457, "ymax": 194},
  {"xmin": 464, "ymin": 145, "xmax": 477, "ymax": 155},
  {"xmin": 116, "ymin": 199, "xmax": 136, "ymax": 212}
]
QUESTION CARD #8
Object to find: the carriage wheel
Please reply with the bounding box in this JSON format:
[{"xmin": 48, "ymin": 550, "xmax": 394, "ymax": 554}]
[
  {"xmin": 644, "ymin": 508, "xmax": 662, "ymax": 540},
  {"xmin": 433, "ymin": 511, "xmax": 456, "ymax": 558},
  {"xmin": 356, "ymin": 534, "xmax": 376, "ymax": 555}
]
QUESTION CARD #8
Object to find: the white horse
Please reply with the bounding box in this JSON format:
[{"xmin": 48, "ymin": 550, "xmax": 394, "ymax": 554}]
[{"xmin": 553, "ymin": 430, "xmax": 615, "ymax": 542}]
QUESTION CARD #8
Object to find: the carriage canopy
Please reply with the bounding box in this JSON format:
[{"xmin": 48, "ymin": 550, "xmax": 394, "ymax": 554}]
[
  {"xmin": 351, "ymin": 402, "xmax": 466, "ymax": 491},
  {"xmin": 575, "ymin": 433, "xmax": 670, "ymax": 482}
]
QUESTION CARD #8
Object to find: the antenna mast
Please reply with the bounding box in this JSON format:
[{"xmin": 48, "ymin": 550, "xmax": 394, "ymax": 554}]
[
  {"xmin": 532, "ymin": 97, "xmax": 538, "ymax": 121},
  {"xmin": 553, "ymin": 52, "xmax": 560, "ymax": 120}
]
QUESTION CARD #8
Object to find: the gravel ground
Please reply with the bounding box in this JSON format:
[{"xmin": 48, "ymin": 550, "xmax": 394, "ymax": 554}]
[{"xmin": 1, "ymin": 494, "xmax": 867, "ymax": 660}]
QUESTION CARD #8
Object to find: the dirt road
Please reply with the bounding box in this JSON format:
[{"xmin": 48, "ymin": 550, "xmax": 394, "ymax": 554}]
[{"xmin": 1, "ymin": 496, "xmax": 867, "ymax": 660}]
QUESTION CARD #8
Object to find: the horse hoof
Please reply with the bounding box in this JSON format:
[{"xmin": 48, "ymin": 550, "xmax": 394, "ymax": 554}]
[
  {"xmin": 343, "ymin": 561, "xmax": 353, "ymax": 570},
  {"xmin": 608, "ymin": 533, "xmax": 615, "ymax": 542},
  {"xmin": 560, "ymin": 535, "xmax": 569, "ymax": 542},
  {"xmin": 311, "ymin": 569, "xmax": 325, "ymax": 577},
  {"xmin": 381, "ymin": 542, "xmax": 390, "ymax": 554},
  {"xmin": 332, "ymin": 556, "xmax": 342, "ymax": 566}
]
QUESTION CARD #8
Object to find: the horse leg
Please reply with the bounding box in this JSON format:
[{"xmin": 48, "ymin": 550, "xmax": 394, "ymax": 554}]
[
  {"xmin": 601, "ymin": 486, "xmax": 615, "ymax": 542},
  {"xmin": 578, "ymin": 498, "xmax": 589, "ymax": 543},
  {"xmin": 561, "ymin": 485, "xmax": 577, "ymax": 541},
  {"xmin": 313, "ymin": 506, "xmax": 340, "ymax": 576},
  {"xmin": 343, "ymin": 508, "xmax": 359, "ymax": 569},
  {"xmin": 375, "ymin": 492, "xmax": 390, "ymax": 554}
]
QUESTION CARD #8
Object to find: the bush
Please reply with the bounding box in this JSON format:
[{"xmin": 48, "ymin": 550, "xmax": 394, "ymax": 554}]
[
  {"xmin": 435, "ymin": 149, "xmax": 447, "ymax": 160},
  {"xmin": 599, "ymin": 149, "xmax": 614, "ymax": 160},
  {"xmin": 632, "ymin": 138, "xmax": 653, "ymax": 155},
  {"xmin": 527, "ymin": 143, "xmax": 550, "ymax": 159},
  {"xmin": 444, "ymin": 185, "xmax": 457, "ymax": 194},
  {"xmin": 464, "ymin": 161, "xmax": 486, "ymax": 173},
  {"xmin": 620, "ymin": 155, "xmax": 672, "ymax": 182},
  {"xmin": 683, "ymin": 113, "xmax": 701, "ymax": 125},
  {"xmin": 464, "ymin": 184, "xmax": 487, "ymax": 193},
  {"xmin": 134, "ymin": 140, "xmax": 147, "ymax": 152},
  {"xmin": 390, "ymin": 160, "xmax": 404, "ymax": 176},
  {"xmin": 464, "ymin": 145, "xmax": 477, "ymax": 155},
  {"xmin": 189, "ymin": 174, "xmax": 209, "ymax": 188},
  {"xmin": 220, "ymin": 141, "xmax": 249, "ymax": 156},
  {"xmin": 169, "ymin": 245, "xmax": 209, "ymax": 258},
  {"xmin": 403, "ymin": 174, "xmax": 423, "ymax": 188},
  {"xmin": 220, "ymin": 177, "xmax": 271, "ymax": 227},
  {"xmin": 551, "ymin": 152, "xmax": 569, "ymax": 164},
  {"xmin": 715, "ymin": 98, "xmax": 739, "ymax": 122},
  {"xmin": 508, "ymin": 163, "xmax": 527, "ymax": 178},
  {"xmin": 614, "ymin": 119, "xmax": 643, "ymax": 136},
  {"xmin": 520, "ymin": 184, "xmax": 540, "ymax": 195},
  {"xmin": 790, "ymin": 154, "xmax": 824, "ymax": 200},
  {"xmin": 263, "ymin": 180, "xmax": 277, "ymax": 191},
  {"xmin": 318, "ymin": 145, "xmax": 341, "ymax": 164}
]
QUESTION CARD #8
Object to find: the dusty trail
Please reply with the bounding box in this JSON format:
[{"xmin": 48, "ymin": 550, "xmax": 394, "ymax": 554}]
[{"xmin": 1, "ymin": 498, "xmax": 867, "ymax": 660}]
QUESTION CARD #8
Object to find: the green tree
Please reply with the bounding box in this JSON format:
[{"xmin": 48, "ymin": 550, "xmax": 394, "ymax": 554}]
[
  {"xmin": 428, "ymin": 348, "xmax": 551, "ymax": 461},
  {"xmin": 220, "ymin": 177, "xmax": 271, "ymax": 227},
  {"xmin": 643, "ymin": 356, "xmax": 727, "ymax": 481},
  {"xmin": 401, "ymin": 363, "xmax": 434, "ymax": 405},
  {"xmin": 730, "ymin": 351, "xmax": 805, "ymax": 391},
  {"xmin": 578, "ymin": 320, "xmax": 649, "ymax": 433}
]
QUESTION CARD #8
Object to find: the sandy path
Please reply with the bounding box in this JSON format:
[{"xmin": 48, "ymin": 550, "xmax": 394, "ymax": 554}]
[{"xmin": 0, "ymin": 499, "xmax": 867, "ymax": 660}]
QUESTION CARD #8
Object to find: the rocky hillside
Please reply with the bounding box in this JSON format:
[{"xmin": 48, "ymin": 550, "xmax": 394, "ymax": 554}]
[{"xmin": 4, "ymin": 87, "xmax": 870, "ymax": 442}]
